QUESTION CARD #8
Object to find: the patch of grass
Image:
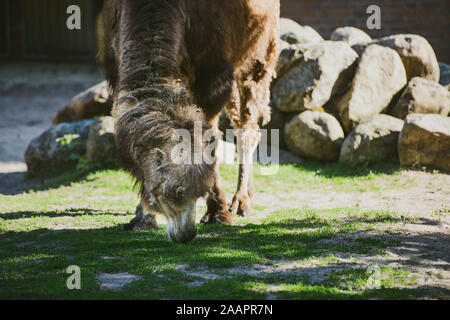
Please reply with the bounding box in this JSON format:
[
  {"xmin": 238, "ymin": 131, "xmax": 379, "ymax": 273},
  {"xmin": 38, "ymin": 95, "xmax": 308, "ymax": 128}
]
[
  {"xmin": 325, "ymin": 266, "xmax": 417, "ymax": 291},
  {"xmin": 0, "ymin": 170, "xmax": 137, "ymax": 215},
  {"xmin": 221, "ymin": 161, "xmax": 411, "ymax": 194},
  {"xmin": 0, "ymin": 161, "xmax": 446, "ymax": 299},
  {"xmin": 0, "ymin": 204, "xmax": 444, "ymax": 299}
]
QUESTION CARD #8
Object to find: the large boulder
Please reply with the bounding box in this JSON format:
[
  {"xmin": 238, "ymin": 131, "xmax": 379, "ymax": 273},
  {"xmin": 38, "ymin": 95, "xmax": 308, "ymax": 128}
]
[
  {"xmin": 439, "ymin": 62, "xmax": 450, "ymax": 86},
  {"xmin": 351, "ymin": 42, "xmax": 371, "ymax": 57},
  {"xmin": 339, "ymin": 115, "xmax": 403, "ymax": 165},
  {"xmin": 52, "ymin": 80, "xmax": 112, "ymax": 124},
  {"xmin": 25, "ymin": 119, "xmax": 96, "ymax": 175},
  {"xmin": 374, "ymin": 34, "xmax": 440, "ymax": 82},
  {"xmin": 275, "ymin": 43, "xmax": 308, "ymax": 79},
  {"xmin": 255, "ymin": 144, "xmax": 303, "ymax": 165},
  {"xmin": 218, "ymin": 106, "xmax": 287, "ymax": 149},
  {"xmin": 86, "ymin": 116, "xmax": 116, "ymax": 163},
  {"xmin": 398, "ymin": 114, "xmax": 450, "ymax": 171},
  {"xmin": 284, "ymin": 111, "xmax": 344, "ymax": 161},
  {"xmin": 330, "ymin": 27, "xmax": 372, "ymax": 46},
  {"xmin": 337, "ymin": 44, "xmax": 407, "ymax": 133},
  {"xmin": 279, "ymin": 18, "xmax": 323, "ymax": 45},
  {"xmin": 390, "ymin": 77, "xmax": 450, "ymax": 119},
  {"xmin": 272, "ymin": 41, "xmax": 358, "ymax": 113}
]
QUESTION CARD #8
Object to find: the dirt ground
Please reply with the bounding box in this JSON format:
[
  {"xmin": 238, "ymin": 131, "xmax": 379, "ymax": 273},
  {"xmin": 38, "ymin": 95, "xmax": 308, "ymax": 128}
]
[
  {"xmin": 253, "ymin": 171, "xmax": 450, "ymax": 216},
  {"xmin": 0, "ymin": 62, "xmax": 103, "ymax": 192}
]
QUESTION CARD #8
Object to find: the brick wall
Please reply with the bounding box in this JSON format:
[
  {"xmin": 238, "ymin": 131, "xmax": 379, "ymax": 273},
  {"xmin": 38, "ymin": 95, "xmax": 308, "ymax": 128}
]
[{"xmin": 281, "ymin": 0, "xmax": 449, "ymax": 63}]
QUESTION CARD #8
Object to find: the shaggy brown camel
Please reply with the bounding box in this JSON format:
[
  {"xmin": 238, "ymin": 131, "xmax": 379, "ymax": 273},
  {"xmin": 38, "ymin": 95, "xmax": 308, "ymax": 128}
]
[{"xmin": 54, "ymin": 0, "xmax": 280, "ymax": 243}]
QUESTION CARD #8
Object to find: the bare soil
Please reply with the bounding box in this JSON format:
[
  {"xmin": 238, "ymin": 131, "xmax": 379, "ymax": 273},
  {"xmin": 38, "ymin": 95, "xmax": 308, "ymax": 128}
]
[{"xmin": 0, "ymin": 62, "xmax": 103, "ymax": 193}]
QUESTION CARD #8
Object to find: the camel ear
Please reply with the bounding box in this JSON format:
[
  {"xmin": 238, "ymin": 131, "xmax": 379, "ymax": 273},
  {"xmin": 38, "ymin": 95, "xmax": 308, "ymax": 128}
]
[
  {"xmin": 209, "ymin": 135, "xmax": 217, "ymax": 158},
  {"xmin": 153, "ymin": 148, "xmax": 168, "ymax": 166}
]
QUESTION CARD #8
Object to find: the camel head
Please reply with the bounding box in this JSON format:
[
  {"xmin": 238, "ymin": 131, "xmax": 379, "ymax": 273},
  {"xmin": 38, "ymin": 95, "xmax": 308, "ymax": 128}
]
[
  {"xmin": 141, "ymin": 146, "xmax": 215, "ymax": 243},
  {"xmin": 124, "ymin": 104, "xmax": 218, "ymax": 243},
  {"xmin": 115, "ymin": 91, "xmax": 219, "ymax": 243}
]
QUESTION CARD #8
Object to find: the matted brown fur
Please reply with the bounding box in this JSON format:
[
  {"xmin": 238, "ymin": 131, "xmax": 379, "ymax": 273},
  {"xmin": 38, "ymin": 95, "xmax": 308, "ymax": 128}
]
[{"xmin": 102, "ymin": 0, "xmax": 280, "ymax": 232}]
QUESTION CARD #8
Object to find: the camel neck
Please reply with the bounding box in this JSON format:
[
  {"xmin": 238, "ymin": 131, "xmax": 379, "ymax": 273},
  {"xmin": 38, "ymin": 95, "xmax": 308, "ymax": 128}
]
[{"xmin": 111, "ymin": 0, "xmax": 189, "ymax": 118}]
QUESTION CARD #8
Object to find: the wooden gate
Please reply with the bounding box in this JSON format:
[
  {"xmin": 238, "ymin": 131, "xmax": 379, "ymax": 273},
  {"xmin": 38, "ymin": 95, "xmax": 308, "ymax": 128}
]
[{"xmin": 1, "ymin": 0, "xmax": 102, "ymax": 61}]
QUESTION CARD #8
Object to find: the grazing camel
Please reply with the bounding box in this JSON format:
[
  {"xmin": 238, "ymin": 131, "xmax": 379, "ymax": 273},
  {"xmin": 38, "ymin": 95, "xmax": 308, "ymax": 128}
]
[{"xmin": 54, "ymin": 0, "xmax": 280, "ymax": 243}]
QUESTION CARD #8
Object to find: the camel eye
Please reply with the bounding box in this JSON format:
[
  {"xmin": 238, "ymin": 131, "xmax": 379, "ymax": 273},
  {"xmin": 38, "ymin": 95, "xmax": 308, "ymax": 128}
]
[
  {"xmin": 153, "ymin": 148, "xmax": 168, "ymax": 166},
  {"xmin": 207, "ymin": 135, "xmax": 217, "ymax": 144},
  {"xmin": 176, "ymin": 187, "xmax": 185, "ymax": 201}
]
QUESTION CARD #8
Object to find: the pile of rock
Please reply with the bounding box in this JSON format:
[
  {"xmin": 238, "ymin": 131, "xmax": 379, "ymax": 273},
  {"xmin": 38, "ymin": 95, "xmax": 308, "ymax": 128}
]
[
  {"xmin": 25, "ymin": 116, "xmax": 116, "ymax": 176},
  {"xmin": 25, "ymin": 115, "xmax": 240, "ymax": 176},
  {"xmin": 267, "ymin": 19, "xmax": 450, "ymax": 171},
  {"xmin": 25, "ymin": 18, "xmax": 450, "ymax": 174}
]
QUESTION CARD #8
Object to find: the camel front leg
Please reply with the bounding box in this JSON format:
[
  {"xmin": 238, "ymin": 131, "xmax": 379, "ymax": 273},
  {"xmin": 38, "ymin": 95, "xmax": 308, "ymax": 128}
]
[
  {"xmin": 201, "ymin": 163, "xmax": 233, "ymax": 224},
  {"xmin": 230, "ymin": 126, "xmax": 260, "ymax": 217},
  {"xmin": 123, "ymin": 196, "xmax": 159, "ymax": 231}
]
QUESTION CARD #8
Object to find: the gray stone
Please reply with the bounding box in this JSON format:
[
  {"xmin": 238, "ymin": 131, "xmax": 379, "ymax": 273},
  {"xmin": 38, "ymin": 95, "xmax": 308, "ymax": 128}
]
[
  {"xmin": 275, "ymin": 43, "xmax": 308, "ymax": 79},
  {"xmin": 96, "ymin": 272, "xmax": 142, "ymax": 291},
  {"xmin": 25, "ymin": 119, "xmax": 96, "ymax": 175},
  {"xmin": 337, "ymin": 44, "xmax": 407, "ymax": 133},
  {"xmin": 339, "ymin": 114, "xmax": 404, "ymax": 165},
  {"xmin": 398, "ymin": 114, "xmax": 450, "ymax": 171},
  {"xmin": 220, "ymin": 105, "xmax": 288, "ymax": 150},
  {"xmin": 272, "ymin": 41, "xmax": 358, "ymax": 113},
  {"xmin": 331, "ymin": 27, "xmax": 372, "ymax": 46},
  {"xmin": 284, "ymin": 111, "xmax": 344, "ymax": 162},
  {"xmin": 374, "ymin": 34, "xmax": 440, "ymax": 82},
  {"xmin": 391, "ymin": 77, "xmax": 450, "ymax": 119},
  {"xmin": 280, "ymin": 18, "xmax": 323, "ymax": 45},
  {"xmin": 255, "ymin": 144, "xmax": 303, "ymax": 165},
  {"xmin": 52, "ymin": 80, "xmax": 111, "ymax": 124},
  {"xmin": 439, "ymin": 62, "xmax": 450, "ymax": 86},
  {"xmin": 351, "ymin": 42, "xmax": 371, "ymax": 57},
  {"xmin": 86, "ymin": 116, "xmax": 116, "ymax": 163},
  {"xmin": 278, "ymin": 148, "xmax": 303, "ymax": 164}
]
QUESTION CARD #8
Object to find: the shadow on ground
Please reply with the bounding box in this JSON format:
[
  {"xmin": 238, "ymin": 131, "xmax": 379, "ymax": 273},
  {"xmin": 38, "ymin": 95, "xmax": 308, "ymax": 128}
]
[
  {"xmin": 1, "ymin": 211, "xmax": 448, "ymax": 299},
  {"xmin": 1, "ymin": 159, "xmax": 405, "ymax": 196},
  {"xmin": 294, "ymin": 160, "xmax": 402, "ymax": 178},
  {"xmin": 0, "ymin": 163, "xmax": 117, "ymax": 196}
]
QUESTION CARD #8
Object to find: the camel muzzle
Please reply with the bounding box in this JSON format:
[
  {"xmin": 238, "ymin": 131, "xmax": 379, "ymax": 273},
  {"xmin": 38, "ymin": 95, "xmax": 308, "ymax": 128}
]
[{"xmin": 164, "ymin": 201, "xmax": 197, "ymax": 244}]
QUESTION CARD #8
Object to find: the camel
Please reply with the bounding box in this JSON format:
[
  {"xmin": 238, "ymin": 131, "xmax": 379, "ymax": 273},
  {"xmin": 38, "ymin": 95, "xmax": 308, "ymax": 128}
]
[{"xmin": 54, "ymin": 0, "xmax": 280, "ymax": 243}]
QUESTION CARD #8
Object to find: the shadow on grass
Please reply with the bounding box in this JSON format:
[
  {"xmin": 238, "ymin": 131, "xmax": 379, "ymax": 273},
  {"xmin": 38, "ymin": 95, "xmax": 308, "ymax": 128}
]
[
  {"xmin": 2, "ymin": 162, "xmax": 119, "ymax": 196},
  {"xmin": 0, "ymin": 208, "xmax": 129, "ymax": 220},
  {"xmin": 1, "ymin": 213, "xmax": 448, "ymax": 299},
  {"xmin": 292, "ymin": 159, "xmax": 402, "ymax": 178},
  {"xmin": 5, "ymin": 159, "xmax": 404, "ymax": 197}
]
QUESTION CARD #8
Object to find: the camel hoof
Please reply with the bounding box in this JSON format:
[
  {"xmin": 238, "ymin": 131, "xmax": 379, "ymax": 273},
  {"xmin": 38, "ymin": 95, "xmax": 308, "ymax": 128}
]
[
  {"xmin": 140, "ymin": 214, "xmax": 159, "ymax": 230},
  {"xmin": 200, "ymin": 214, "xmax": 211, "ymax": 224},
  {"xmin": 237, "ymin": 210, "xmax": 249, "ymax": 217},
  {"xmin": 201, "ymin": 211, "xmax": 233, "ymax": 225},
  {"xmin": 123, "ymin": 222, "xmax": 136, "ymax": 231},
  {"xmin": 229, "ymin": 204, "xmax": 252, "ymax": 217},
  {"xmin": 215, "ymin": 211, "xmax": 233, "ymax": 224},
  {"xmin": 123, "ymin": 214, "xmax": 158, "ymax": 231}
]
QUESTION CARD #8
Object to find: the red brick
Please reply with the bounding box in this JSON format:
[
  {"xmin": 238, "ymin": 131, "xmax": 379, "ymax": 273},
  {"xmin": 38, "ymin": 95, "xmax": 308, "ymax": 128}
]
[{"xmin": 280, "ymin": 0, "xmax": 449, "ymax": 63}]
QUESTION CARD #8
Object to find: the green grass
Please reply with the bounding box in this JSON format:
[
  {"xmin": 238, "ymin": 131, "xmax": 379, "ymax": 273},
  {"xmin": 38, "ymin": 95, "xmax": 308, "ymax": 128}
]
[
  {"xmin": 220, "ymin": 160, "xmax": 413, "ymax": 193},
  {"xmin": 0, "ymin": 161, "xmax": 447, "ymax": 299},
  {"xmin": 0, "ymin": 208, "xmax": 429, "ymax": 299}
]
